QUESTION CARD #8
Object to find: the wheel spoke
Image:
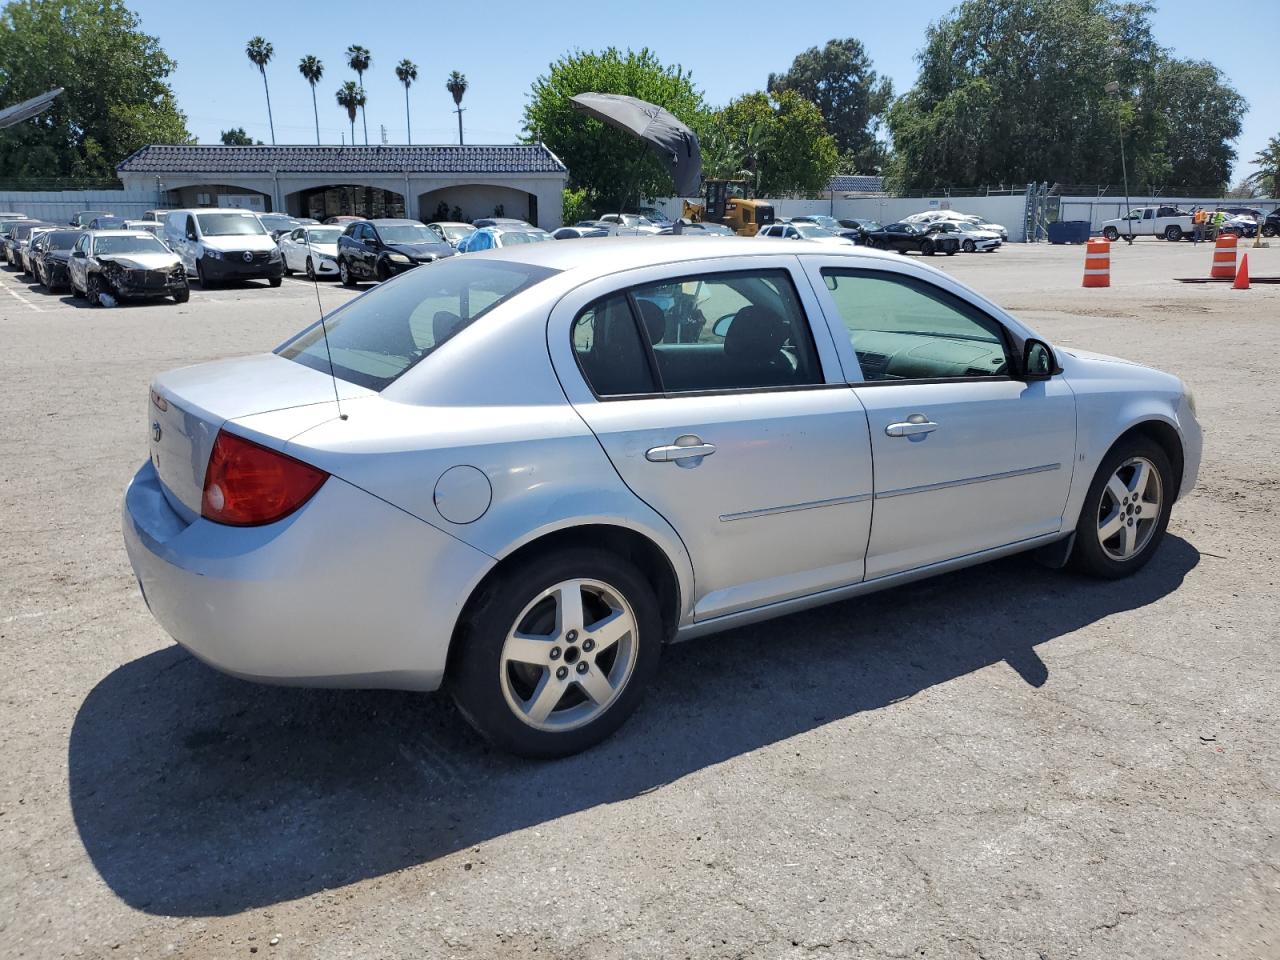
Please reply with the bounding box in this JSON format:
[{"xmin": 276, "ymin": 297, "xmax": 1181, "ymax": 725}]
[
  {"xmin": 586, "ymin": 608, "xmax": 631, "ymax": 653},
  {"xmin": 1128, "ymin": 460, "xmax": 1151, "ymax": 498},
  {"xmin": 1098, "ymin": 510, "xmax": 1125, "ymax": 543},
  {"xmin": 1121, "ymin": 521, "xmax": 1138, "ymax": 558},
  {"xmin": 556, "ymin": 583, "xmax": 585, "ymax": 637},
  {"xmin": 504, "ymin": 632, "xmax": 553, "ymax": 667},
  {"xmin": 524, "ymin": 672, "xmax": 566, "ymax": 724},
  {"xmin": 576, "ymin": 666, "xmax": 615, "ymax": 706},
  {"xmin": 1106, "ymin": 474, "xmax": 1128, "ymax": 506}
]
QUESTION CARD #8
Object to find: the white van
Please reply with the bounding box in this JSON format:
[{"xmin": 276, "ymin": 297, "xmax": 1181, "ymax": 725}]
[{"xmin": 164, "ymin": 208, "xmax": 284, "ymax": 287}]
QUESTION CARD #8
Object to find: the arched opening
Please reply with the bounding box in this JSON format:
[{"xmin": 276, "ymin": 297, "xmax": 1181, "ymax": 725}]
[
  {"xmin": 418, "ymin": 185, "xmax": 538, "ymax": 226},
  {"xmin": 162, "ymin": 183, "xmax": 273, "ymax": 213},
  {"xmin": 287, "ymin": 185, "xmax": 406, "ymax": 221}
]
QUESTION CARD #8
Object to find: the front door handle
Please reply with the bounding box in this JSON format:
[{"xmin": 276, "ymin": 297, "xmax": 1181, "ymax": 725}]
[
  {"xmin": 646, "ymin": 435, "xmax": 717, "ymax": 463},
  {"xmin": 885, "ymin": 415, "xmax": 938, "ymax": 438}
]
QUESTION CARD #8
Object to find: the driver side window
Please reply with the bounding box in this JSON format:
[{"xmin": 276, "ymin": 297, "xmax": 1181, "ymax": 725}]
[{"xmin": 821, "ymin": 269, "xmax": 1010, "ymax": 382}]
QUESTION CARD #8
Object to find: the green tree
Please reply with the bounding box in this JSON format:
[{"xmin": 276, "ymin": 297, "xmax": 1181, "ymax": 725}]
[
  {"xmin": 396, "ymin": 59, "xmax": 418, "ymax": 144},
  {"xmin": 767, "ymin": 38, "xmax": 893, "ymax": 173},
  {"xmin": 298, "ymin": 55, "xmax": 324, "ymax": 145},
  {"xmin": 562, "ymin": 186, "xmax": 593, "ymax": 224},
  {"xmin": 446, "ymin": 71, "xmax": 468, "ymax": 145},
  {"xmin": 1246, "ymin": 135, "xmax": 1280, "ymax": 198},
  {"xmin": 345, "ymin": 44, "xmax": 371, "ymax": 144},
  {"xmin": 335, "ymin": 81, "xmax": 365, "ymax": 146},
  {"xmin": 523, "ymin": 47, "xmax": 705, "ymax": 210},
  {"xmin": 0, "ymin": 0, "xmax": 190, "ymax": 180},
  {"xmin": 705, "ymin": 91, "xmax": 839, "ymax": 197},
  {"xmin": 220, "ymin": 127, "xmax": 260, "ymax": 146},
  {"xmin": 1153, "ymin": 59, "xmax": 1244, "ymax": 193},
  {"xmin": 245, "ymin": 37, "xmax": 275, "ymax": 146},
  {"xmin": 884, "ymin": 0, "xmax": 1246, "ymax": 193}
]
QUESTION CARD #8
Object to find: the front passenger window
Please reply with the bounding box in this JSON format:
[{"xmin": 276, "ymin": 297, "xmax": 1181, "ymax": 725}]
[{"xmin": 821, "ymin": 269, "xmax": 1009, "ymax": 382}]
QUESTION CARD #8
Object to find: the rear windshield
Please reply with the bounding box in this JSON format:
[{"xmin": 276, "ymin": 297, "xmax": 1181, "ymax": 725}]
[
  {"xmin": 278, "ymin": 257, "xmax": 558, "ymax": 391},
  {"xmin": 197, "ymin": 212, "xmax": 267, "ymax": 236}
]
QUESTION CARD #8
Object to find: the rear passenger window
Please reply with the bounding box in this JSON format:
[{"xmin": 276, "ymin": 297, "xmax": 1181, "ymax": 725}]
[
  {"xmin": 573, "ymin": 295, "xmax": 658, "ymax": 397},
  {"xmin": 573, "ymin": 269, "xmax": 823, "ymax": 397},
  {"xmin": 821, "ymin": 269, "xmax": 1009, "ymax": 382}
]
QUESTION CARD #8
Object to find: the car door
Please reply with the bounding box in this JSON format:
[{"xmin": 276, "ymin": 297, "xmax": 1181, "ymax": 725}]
[
  {"xmin": 548, "ymin": 256, "xmax": 875, "ymax": 621},
  {"xmin": 68, "ymin": 234, "xmax": 89, "ymax": 290},
  {"xmin": 279, "ymin": 228, "xmax": 298, "ymax": 271},
  {"xmin": 802, "ymin": 258, "xmax": 1077, "ymax": 580}
]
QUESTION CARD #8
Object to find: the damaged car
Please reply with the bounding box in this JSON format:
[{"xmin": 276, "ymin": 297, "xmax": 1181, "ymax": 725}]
[
  {"xmin": 67, "ymin": 230, "xmax": 190, "ymax": 306},
  {"xmin": 32, "ymin": 229, "xmax": 82, "ymax": 293}
]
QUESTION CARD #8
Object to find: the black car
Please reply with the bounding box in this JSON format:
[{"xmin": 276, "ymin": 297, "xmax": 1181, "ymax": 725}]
[
  {"xmin": 336, "ymin": 219, "xmax": 454, "ymax": 286},
  {"xmin": 836, "ymin": 218, "xmax": 883, "ymax": 244},
  {"xmin": 32, "ymin": 229, "xmax": 82, "ymax": 292},
  {"xmin": 1263, "ymin": 210, "xmax": 1280, "ymax": 239},
  {"xmin": 0, "ymin": 217, "xmax": 33, "ymax": 264},
  {"xmin": 69, "ymin": 210, "xmax": 112, "ymax": 228},
  {"xmin": 259, "ymin": 213, "xmax": 301, "ymax": 240},
  {"xmin": 472, "ymin": 217, "xmax": 533, "ymax": 229},
  {"xmin": 7, "ymin": 221, "xmax": 53, "ymax": 271},
  {"xmin": 86, "ymin": 215, "xmax": 127, "ymax": 231},
  {"xmin": 551, "ymin": 225, "xmax": 609, "ymax": 239},
  {"xmin": 863, "ymin": 221, "xmax": 960, "ymax": 255}
]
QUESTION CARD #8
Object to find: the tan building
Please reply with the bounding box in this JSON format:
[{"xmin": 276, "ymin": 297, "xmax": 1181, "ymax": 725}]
[{"xmin": 116, "ymin": 144, "xmax": 568, "ymax": 227}]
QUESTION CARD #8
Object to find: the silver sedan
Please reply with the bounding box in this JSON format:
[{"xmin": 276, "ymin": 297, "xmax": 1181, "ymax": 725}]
[{"xmin": 123, "ymin": 238, "xmax": 1202, "ymax": 757}]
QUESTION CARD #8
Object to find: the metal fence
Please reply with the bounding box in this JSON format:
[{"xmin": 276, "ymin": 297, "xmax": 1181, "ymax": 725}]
[{"xmin": 0, "ymin": 188, "xmax": 163, "ymax": 223}]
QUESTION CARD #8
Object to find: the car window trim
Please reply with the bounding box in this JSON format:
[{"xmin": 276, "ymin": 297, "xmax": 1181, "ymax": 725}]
[
  {"xmin": 571, "ymin": 266, "xmax": 828, "ymax": 402},
  {"xmin": 817, "ymin": 265, "xmax": 1018, "ymax": 385}
]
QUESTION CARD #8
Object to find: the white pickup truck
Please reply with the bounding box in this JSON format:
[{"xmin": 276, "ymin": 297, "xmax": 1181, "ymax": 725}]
[{"xmin": 1100, "ymin": 205, "xmax": 1194, "ymax": 242}]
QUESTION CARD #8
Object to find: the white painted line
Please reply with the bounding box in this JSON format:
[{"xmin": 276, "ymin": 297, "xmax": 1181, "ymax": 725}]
[{"xmin": 4, "ymin": 284, "xmax": 42, "ymax": 312}]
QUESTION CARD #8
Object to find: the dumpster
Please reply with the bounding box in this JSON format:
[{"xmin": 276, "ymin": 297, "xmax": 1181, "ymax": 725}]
[{"xmin": 1048, "ymin": 221, "xmax": 1092, "ymax": 244}]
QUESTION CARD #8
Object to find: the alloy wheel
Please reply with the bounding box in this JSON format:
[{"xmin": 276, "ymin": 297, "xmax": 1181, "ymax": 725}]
[
  {"xmin": 1096, "ymin": 456, "xmax": 1163, "ymax": 561},
  {"xmin": 498, "ymin": 578, "xmax": 639, "ymax": 732}
]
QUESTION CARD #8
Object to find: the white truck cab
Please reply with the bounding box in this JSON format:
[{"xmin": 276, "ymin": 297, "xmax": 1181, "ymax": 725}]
[{"xmin": 1101, "ymin": 205, "xmax": 1193, "ymax": 242}]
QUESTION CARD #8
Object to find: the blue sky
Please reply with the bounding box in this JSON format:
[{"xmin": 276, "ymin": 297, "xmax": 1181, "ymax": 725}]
[{"xmin": 129, "ymin": 0, "xmax": 1277, "ymax": 183}]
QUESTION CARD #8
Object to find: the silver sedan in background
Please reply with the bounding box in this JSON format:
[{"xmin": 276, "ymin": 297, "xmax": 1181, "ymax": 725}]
[{"xmin": 124, "ymin": 238, "xmax": 1201, "ymax": 757}]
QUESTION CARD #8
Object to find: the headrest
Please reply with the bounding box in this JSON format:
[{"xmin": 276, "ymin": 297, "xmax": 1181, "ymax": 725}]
[
  {"xmin": 635, "ymin": 299, "xmax": 665, "ymax": 345},
  {"xmin": 433, "ymin": 310, "xmax": 463, "ymax": 344},
  {"xmin": 723, "ymin": 305, "xmax": 787, "ymax": 359}
]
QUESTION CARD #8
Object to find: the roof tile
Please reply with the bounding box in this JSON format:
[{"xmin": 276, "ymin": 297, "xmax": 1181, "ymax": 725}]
[{"xmin": 117, "ymin": 144, "xmax": 567, "ymax": 175}]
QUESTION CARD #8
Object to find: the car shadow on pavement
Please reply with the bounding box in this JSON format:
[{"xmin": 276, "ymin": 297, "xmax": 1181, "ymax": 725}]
[{"xmin": 68, "ymin": 536, "xmax": 1199, "ymax": 916}]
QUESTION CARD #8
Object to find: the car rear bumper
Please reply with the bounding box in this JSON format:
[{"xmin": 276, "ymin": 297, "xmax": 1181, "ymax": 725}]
[{"xmin": 122, "ymin": 459, "xmax": 493, "ymax": 691}]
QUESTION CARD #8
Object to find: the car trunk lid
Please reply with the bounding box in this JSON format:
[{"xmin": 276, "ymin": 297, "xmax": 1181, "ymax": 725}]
[{"xmin": 147, "ymin": 353, "xmax": 372, "ymax": 520}]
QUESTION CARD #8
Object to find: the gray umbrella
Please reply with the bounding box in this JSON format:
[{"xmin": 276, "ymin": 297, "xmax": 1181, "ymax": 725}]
[
  {"xmin": 569, "ymin": 92, "xmax": 702, "ymax": 197},
  {"xmin": 0, "ymin": 87, "xmax": 63, "ymax": 130}
]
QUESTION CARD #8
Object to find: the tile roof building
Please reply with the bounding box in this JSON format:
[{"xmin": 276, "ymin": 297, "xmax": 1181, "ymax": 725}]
[{"xmin": 116, "ymin": 144, "xmax": 569, "ymax": 226}]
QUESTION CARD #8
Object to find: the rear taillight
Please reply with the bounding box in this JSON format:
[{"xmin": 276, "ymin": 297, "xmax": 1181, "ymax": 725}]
[{"xmin": 201, "ymin": 430, "xmax": 329, "ymax": 526}]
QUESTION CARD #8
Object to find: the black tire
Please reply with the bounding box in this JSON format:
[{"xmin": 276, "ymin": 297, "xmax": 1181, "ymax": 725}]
[
  {"xmin": 945, "ymin": 247, "xmax": 957, "ymax": 256},
  {"xmin": 268, "ymin": 276, "xmax": 283, "ymax": 288},
  {"xmin": 85, "ymin": 274, "xmax": 103, "ymax": 306},
  {"xmin": 963, "ymin": 239, "xmax": 976, "ymax": 253},
  {"xmin": 1263, "ymin": 224, "xmax": 1277, "ymax": 238},
  {"xmin": 1164, "ymin": 225, "xmax": 1182, "ymax": 242},
  {"xmin": 375, "ymin": 259, "xmax": 390, "ymax": 283},
  {"xmin": 1103, "ymin": 226, "xmax": 1119, "ymax": 242},
  {"xmin": 339, "ymin": 258, "xmax": 356, "ymax": 287},
  {"xmin": 1068, "ymin": 436, "xmax": 1174, "ymax": 579},
  {"xmin": 305, "ymin": 257, "xmax": 315, "ymax": 281},
  {"xmin": 173, "ymin": 285, "xmax": 190, "ymax": 303},
  {"xmin": 197, "ymin": 260, "xmax": 216, "ymax": 288},
  {"xmin": 283, "ymin": 261, "xmax": 294, "ymax": 276},
  {"xmin": 921, "ymin": 239, "xmax": 935, "ymax": 256},
  {"xmin": 450, "ymin": 548, "xmax": 663, "ymax": 758}
]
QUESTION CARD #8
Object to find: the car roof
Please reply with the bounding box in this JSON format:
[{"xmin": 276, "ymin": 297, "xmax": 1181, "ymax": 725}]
[
  {"xmin": 367, "ymin": 218, "xmax": 425, "ymax": 226},
  {"xmin": 87, "ymin": 230, "xmax": 157, "ymax": 237},
  {"xmin": 463, "ymin": 235, "xmax": 915, "ymax": 274},
  {"xmin": 429, "ymin": 221, "xmax": 473, "ymax": 227}
]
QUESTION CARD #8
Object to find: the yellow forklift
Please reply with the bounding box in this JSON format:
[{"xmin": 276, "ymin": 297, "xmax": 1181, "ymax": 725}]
[{"xmin": 683, "ymin": 180, "xmax": 775, "ymax": 236}]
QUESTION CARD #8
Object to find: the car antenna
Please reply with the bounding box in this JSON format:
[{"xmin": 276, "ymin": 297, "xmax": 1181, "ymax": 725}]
[{"xmin": 308, "ymin": 228, "xmax": 347, "ymax": 421}]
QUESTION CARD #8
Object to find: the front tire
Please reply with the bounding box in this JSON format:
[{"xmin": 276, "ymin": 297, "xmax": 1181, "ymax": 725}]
[
  {"xmin": 1164, "ymin": 225, "xmax": 1182, "ymax": 242},
  {"xmin": 963, "ymin": 239, "xmax": 976, "ymax": 253},
  {"xmin": 173, "ymin": 285, "xmax": 190, "ymax": 303},
  {"xmin": 450, "ymin": 549, "xmax": 663, "ymax": 758},
  {"xmin": 339, "ymin": 258, "xmax": 356, "ymax": 287},
  {"xmin": 305, "ymin": 257, "xmax": 316, "ymax": 281},
  {"xmin": 921, "ymin": 239, "xmax": 935, "ymax": 256},
  {"xmin": 268, "ymin": 276, "xmax": 283, "ymax": 288},
  {"xmin": 1103, "ymin": 226, "xmax": 1119, "ymax": 242},
  {"xmin": 1069, "ymin": 438, "xmax": 1173, "ymax": 579},
  {"xmin": 85, "ymin": 275, "xmax": 103, "ymax": 306}
]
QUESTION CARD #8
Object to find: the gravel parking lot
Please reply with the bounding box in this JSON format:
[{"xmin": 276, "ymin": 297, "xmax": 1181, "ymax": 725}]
[{"xmin": 2, "ymin": 240, "xmax": 1277, "ymax": 960}]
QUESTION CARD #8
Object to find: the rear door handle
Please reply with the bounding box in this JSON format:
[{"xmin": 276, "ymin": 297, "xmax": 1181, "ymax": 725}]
[
  {"xmin": 885, "ymin": 416, "xmax": 938, "ymax": 438},
  {"xmin": 646, "ymin": 436, "xmax": 717, "ymax": 463}
]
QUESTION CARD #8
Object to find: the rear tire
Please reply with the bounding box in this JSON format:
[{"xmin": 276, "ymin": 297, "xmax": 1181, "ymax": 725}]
[
  {"xmin": 1068, "ymin": 437, "xmax": 1174, "ymax": 579},
  {"xmin": 450, "ymin": 548, "xmax": 663, "ymax": 758}
]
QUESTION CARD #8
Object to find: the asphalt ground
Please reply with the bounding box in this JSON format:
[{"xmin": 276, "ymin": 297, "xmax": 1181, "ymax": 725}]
[{"xmin": 1, "ymin": 238, "xmax": 1277, "ymax": 959}]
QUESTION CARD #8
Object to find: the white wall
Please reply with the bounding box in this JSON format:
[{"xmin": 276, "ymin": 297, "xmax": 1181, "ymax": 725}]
[
  {"xmin": 0, "ymin": 189, "xmax": 160, "ymax": 223},
  {"xmin": 1058, "ymin": 195, "xmax": 1279, "ymax": 231}
]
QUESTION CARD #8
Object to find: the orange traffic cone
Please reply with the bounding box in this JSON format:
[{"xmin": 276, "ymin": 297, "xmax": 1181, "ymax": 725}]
[
  {"xmin": 1082, "ymin": 238, "xmax": 1110, "ymax": 287},
  {"xmin": 1233, "ymin": 254, "xmax": 1250, "ymax": 290}
]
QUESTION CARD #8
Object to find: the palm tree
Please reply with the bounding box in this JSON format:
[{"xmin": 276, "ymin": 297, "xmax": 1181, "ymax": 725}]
[
  {"xmin": 446, "ymin": 71, "xmax": 468, "ymax": 145},
  {"xmin": 336, "ymin": 81, "xmax": 365, "ymax": 146},
  {"xmin": 1246, "ymin": 134, "xmax": 1280, "ymax": 201},
  {"xmin": 395, "ymin": 59, "xmax": 418, "ymax": 145},
  {"xmin": 346, "ymin": 45, "xmax": 371, "ymax": 144},
  {"xmin": 298, "ymin": 55, "xmax": 324, "ymax": 145},
  {"xmin": 245, "ymin": 37, "xmax": 275, "ymax": 145}
]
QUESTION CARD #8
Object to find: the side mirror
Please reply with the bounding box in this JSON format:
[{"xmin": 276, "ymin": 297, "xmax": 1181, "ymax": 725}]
[
  {"xmin": 1020, "ymin": 339, "xmax": 1057, "ymax": 381},
  {"xmin": 72, "ymin": 250, "xmax": 86, "ymax": 258}
]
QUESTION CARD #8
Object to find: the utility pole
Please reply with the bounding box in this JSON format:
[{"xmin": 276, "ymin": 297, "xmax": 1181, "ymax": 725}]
[
  {"xmin": 1105, "ymin": 81, "xmax": 1134, "ymax": 245},
  {"xmin": 380, "ymin": 124, "xmax": 388, "ymax": 145},
  {"xmin": 454, "ymin": 106, "xmax": 465, "ymax": 146}
]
